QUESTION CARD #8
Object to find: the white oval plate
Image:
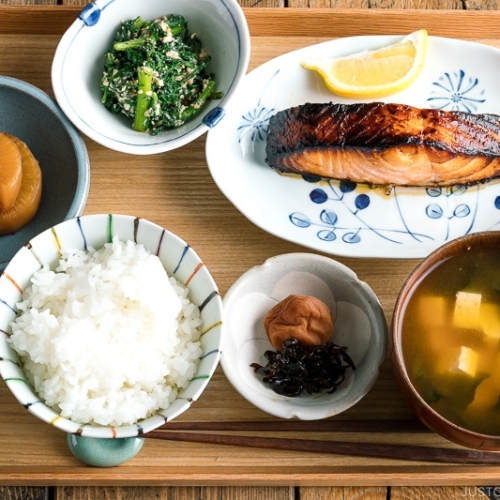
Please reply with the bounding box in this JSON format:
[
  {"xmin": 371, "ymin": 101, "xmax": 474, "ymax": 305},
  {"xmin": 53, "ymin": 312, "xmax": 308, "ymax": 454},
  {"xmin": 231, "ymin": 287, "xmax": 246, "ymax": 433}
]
[{"xmin": 206, "ymin": 35, "xmax": 500, "ymax": 259}]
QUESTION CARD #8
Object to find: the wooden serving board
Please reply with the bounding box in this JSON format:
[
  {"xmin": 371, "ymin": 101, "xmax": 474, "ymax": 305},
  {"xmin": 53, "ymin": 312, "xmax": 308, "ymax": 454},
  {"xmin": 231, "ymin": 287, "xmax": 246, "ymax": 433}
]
[{"xmin": 2, "ymin": 6, "xmax": 500, "ymax": 486}]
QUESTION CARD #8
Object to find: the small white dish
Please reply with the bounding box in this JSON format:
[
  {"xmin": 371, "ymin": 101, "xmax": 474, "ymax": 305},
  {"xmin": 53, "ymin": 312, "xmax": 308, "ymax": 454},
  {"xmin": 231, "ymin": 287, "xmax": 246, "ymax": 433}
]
[
  {"xmin": 51, "ymin": 0, "xmax": 250, "ymax": 155},
  {"xmin": 221, "ymin": 253, "xmax": 387, "ymax": 420}
]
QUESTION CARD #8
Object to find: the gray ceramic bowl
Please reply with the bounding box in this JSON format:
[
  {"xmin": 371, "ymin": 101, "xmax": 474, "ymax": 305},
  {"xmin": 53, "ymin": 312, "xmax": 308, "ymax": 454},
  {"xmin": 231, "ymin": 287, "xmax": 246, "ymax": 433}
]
[{"xmin": 0, "ymin": 75, "xmax": 90, "ymax": 270}]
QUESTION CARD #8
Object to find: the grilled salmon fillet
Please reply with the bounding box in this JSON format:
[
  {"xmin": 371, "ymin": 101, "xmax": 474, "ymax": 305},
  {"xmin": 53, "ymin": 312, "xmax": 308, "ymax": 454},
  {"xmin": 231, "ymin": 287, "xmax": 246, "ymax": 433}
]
[{"xmin": 265, "ymin": 102, "xmax": 500, "ymax": 187}]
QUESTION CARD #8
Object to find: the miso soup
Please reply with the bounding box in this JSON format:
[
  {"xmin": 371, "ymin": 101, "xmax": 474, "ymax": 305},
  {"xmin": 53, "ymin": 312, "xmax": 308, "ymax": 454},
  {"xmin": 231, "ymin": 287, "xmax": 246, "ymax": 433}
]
[{"xmin": 402, "ymin": 245, "xmax": 500, "ymax": 436}]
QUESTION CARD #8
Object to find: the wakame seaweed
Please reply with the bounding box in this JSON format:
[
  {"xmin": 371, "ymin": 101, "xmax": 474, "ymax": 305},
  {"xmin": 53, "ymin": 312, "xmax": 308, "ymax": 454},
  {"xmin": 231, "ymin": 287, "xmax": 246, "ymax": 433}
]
[{"xmin": 100, "ymin": 15, "xmax": 221, "ymax": 134}]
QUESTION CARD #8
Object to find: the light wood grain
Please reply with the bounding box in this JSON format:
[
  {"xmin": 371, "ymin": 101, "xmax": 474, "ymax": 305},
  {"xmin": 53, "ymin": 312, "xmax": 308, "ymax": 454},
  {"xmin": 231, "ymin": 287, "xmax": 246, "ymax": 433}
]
[
  {"xmin": 463, "ymin": 0, "xmax": 500, "ymax": 6},
  {"xmin": 0, "ymin": 5, "xmax": 494, "ymax": 484},
  {"xmin": 289, "ymin": 0, "xmax": 462, "ymax": 7},
  {"xmin": 58, "ymin": 0, "xmax": 286, "ymax": 5},
  {"xmin": 390, "ymin": 486, "xmax": 485, "ymax": 499},
  {"xmin": 55, "ymin": 486, "xmax": 294, "ymax": 500},
  {"xmin": 301, "ymin": 488, "xmax": 388, "ymax": 500},
  {"xmin": 55, "ymin": 0, "xmax": 500, "ymax": 7},
  {"xmin": 2, "ymin": 9, "xmax": 500, "ymax": 487},
  {"xmin": 3, "ymin": 6, "xmax": 500, "ymax": 40},
  {"xmin": 2, "ymin": 485, "xmax": 489, "ymax": 500},
  {"xmin": 0, "ymin": 6, "xmax": 500, "ymax": 500},
  {"xmin": 0, "ymin": 487, "xmax": 49, "ymax": 499},
  {"xmin": 0, "ymin": 0, "xmax": 55, "ymax": 4},
  {"xmin": 243, "ymin": 8, "xmax": 500, "ymax": 38}
]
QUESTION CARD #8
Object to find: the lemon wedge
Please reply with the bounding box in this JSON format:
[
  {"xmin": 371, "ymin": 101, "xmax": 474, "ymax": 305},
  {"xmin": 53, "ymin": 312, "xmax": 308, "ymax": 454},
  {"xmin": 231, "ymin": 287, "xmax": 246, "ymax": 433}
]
[{"xmin": 301, "ymin": 29, "xmax": 428, "ymax": 99}]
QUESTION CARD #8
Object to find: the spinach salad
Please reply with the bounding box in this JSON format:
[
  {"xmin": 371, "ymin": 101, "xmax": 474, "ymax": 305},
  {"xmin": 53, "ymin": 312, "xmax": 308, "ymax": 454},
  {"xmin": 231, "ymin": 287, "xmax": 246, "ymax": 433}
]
[{"xmin": 100, "ymin": 15, "xmax": 221, "ymax": 134}]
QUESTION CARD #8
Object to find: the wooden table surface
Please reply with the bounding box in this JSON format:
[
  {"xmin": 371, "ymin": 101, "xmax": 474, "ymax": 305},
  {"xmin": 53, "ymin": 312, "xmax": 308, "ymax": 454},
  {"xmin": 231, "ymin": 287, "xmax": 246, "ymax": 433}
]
[{"xmin": 1, "ymin": 0, "xmax": 500, "ymax": 499}]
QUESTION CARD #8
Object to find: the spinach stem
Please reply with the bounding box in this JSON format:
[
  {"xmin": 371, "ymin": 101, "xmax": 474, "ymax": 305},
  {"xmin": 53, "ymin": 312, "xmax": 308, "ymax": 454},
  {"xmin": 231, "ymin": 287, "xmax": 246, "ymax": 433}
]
[
  {"xmin": 113, "ymin": 38, "xmax": 146, "ymax": 51},
  {"xmin": 133, "ymin": 66, "xmax": 154, "ymax": 132},
  {"xmin": 181, "ymin": 80, "xmax": 216, "ymax": 122},
  {"xmin": 179, "ymin": 57, "xmax": 212, "ymax": 85}
]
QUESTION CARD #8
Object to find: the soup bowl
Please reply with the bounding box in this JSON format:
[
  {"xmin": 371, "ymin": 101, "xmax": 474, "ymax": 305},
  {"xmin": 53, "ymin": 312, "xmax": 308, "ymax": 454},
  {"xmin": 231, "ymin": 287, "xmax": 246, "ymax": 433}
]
[{"xmin": 392, "ymin": 231, "xmax": 500, "ymax": 450}]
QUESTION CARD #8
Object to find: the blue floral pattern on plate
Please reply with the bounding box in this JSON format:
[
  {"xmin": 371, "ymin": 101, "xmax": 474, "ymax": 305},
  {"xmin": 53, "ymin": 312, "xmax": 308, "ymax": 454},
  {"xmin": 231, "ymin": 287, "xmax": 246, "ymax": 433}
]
[
  {"xmin": 206, "ymin": 35, "xmax": 500, "ymax": 259},
  {"xmin": 426, "ymin": 69, "xmax": 486, "ymax": 112}
]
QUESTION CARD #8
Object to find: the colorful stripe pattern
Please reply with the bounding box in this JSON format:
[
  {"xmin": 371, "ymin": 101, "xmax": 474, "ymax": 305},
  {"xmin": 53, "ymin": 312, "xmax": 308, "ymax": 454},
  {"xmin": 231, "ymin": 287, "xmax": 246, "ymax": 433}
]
[{"xmin": 0, "ymin": 214, "xmax": 223, "ymax": 439}]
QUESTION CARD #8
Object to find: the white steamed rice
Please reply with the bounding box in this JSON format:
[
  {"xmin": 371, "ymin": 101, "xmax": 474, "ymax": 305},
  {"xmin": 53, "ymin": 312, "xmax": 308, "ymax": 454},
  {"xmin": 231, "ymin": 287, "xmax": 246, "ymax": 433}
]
[{"xmin": 8, "ymin": 238, "xmax": 203, "ymax": 427}]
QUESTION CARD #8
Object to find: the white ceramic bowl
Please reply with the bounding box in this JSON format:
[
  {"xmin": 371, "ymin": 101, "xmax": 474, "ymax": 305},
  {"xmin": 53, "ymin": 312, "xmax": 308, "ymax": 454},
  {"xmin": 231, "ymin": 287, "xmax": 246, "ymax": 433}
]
[
  {"xmin": 221, "ymin": 253, "xmax": 387, "ymax": 420},
  {"xmin": 0, "ymin": 214, "xmax": 223, "ymax": 439},
  {"xmin": 51, "ymin": 0, "xmax": 250, "ymax": 155}
]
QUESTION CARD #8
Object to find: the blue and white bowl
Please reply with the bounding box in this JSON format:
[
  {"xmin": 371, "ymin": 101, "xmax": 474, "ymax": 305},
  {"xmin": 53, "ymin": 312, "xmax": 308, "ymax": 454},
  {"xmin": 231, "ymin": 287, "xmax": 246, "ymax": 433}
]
[
  {"xmin": 51, "ymin": 0, "xmax": 251, "ymax": 155},
  {"xmin": 0, "ymin": 214, "xmax": 223, "ymax": 440}
]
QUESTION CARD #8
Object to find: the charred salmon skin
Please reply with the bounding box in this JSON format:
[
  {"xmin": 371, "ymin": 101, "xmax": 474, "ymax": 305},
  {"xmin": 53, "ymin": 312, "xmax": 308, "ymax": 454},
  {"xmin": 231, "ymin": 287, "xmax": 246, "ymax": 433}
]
[{"xmin": 265, "ymin": 102, "xmax": 500, "ymax": 187}]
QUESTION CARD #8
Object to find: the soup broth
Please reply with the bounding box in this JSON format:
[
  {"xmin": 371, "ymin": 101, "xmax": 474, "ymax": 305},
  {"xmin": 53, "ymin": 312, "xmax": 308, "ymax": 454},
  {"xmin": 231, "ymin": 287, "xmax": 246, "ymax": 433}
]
[{"xmin": 402, "ymin": 245, "xmax": 500, "ymax": 436}]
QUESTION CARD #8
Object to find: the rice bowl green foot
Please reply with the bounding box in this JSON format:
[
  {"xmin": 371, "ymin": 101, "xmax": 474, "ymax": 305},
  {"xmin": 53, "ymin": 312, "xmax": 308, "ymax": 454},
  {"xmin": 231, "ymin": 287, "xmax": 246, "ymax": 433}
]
[{"xmin": 67, "ymin": 434, "xmax": 145, "ymax": 467}]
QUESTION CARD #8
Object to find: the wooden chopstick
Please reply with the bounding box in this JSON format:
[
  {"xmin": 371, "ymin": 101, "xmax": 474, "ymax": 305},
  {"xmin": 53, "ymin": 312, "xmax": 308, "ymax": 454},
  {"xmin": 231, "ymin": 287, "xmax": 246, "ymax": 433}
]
[
  {"xmin": 142, "ymin": 430, "xmax": 500, "ymax": 465},
  {"xmin": 157, "ymin": 419, "xmax": 430, "ymax": 433}
]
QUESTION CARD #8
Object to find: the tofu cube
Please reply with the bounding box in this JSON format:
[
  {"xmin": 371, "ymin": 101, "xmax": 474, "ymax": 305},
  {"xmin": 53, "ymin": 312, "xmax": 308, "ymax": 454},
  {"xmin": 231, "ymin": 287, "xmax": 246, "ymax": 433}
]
[
  {"xmin": 457, "ymin": 346, "xmax": 479, "ymax": 377},
  {"xmin": 480, "ymin": 303, "xmax": 500, "ymax": 342},
  {"xmin": 453, "ymin": 291, "xmax": 482, "ymax": 329},
  {"xmin": 436, "ymin": 346, "xmax": 478, "ymax": 378}
]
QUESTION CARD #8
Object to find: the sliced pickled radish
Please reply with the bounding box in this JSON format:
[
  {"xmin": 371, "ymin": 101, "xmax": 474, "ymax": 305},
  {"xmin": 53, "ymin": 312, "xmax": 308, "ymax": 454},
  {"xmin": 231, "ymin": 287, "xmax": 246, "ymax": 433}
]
[
  {"xmin": 0, "ymin": 132, "xmax": 22, "ymax": 211},
  {"xmin": 0, "ymin": 134, "xmax": 42, "ymax": 235}
]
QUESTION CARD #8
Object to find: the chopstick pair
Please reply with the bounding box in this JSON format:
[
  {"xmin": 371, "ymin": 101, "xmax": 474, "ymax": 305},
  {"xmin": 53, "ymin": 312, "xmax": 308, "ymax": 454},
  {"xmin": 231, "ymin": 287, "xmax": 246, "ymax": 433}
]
[
  {"xmin": 139, "ymin": 420, "xmax": 500, "ymax": 465},
  {"xmin": 153, "ymin": 419, "xmax": 430, "ymax": 433}
]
